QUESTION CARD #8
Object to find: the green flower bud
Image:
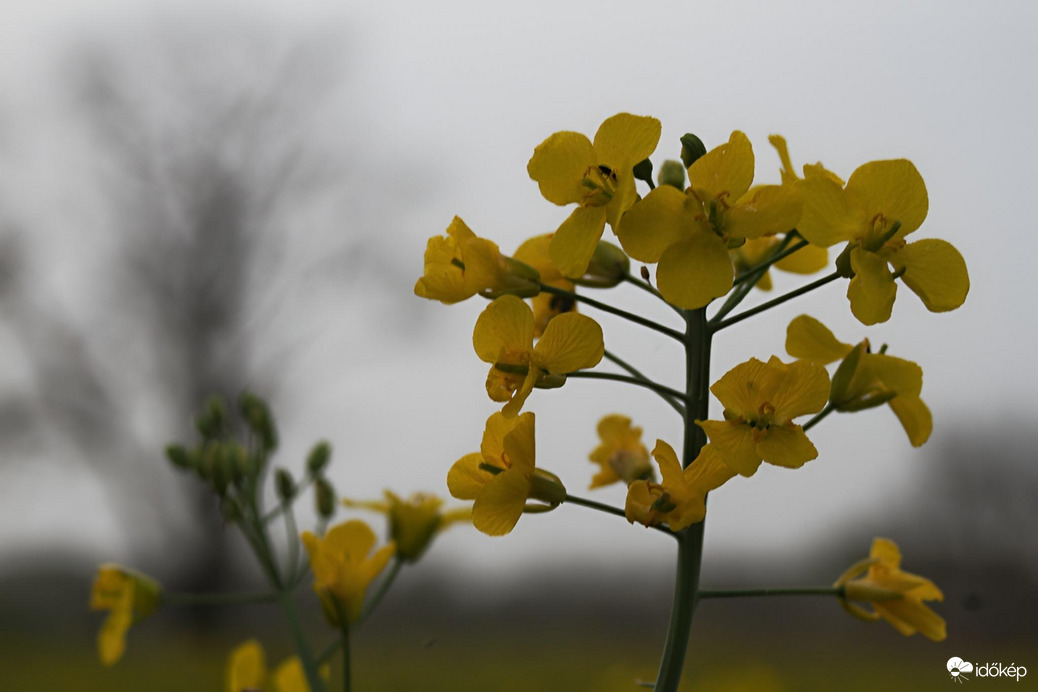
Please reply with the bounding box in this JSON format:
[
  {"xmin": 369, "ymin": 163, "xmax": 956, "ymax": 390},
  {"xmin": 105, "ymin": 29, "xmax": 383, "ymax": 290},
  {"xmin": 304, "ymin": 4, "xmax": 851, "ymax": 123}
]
[
  {"xmin": 533, "ymin": 373, "xmax": 567, "ymax": 390},
  {"xmin": 239, "ymin": 392, "xmax": 278, "ymax": 452},
  {"xmin": 275, "ymin": 468, "xmax": 296, "ymax": 502},
  {"xmin": 830, "ymin": 342, "xmax": 865, "ymax": 405},
  {"xmin": 209, "ymin": 445, "xmax": 232, "ymax": 496},
  {"xmin": 632, "ymin": 158, "xmax": 654, "ymax": 187},
  {"xmin": 527, "ymin": 468, "xmax": 566, "ymax": 506},
  {"xmin": 481, "ymin": 257, "xmax": 542, "ymax": 300},
  {"xmin": 835, "ymin": 244, "xmax": 855, "ymax": 278},
  {"xmin": 680, "ymin": 133, "xmax": 707, "ymax": 169},
  {"xmin": 657, "ymin": 159, "xmax": 686, "ymax": 190},
  {"xmin": 570, "ymin": 241, "xmax": 630, "ymax": 288},
  {"xmin": 315, "ymin": 478, "xmax": 337, "ymax": 519},
  {"xmin": 307, "ymin": 441, "xmax": 332, "ymax": 476},
  {"xmin": 165, "ymin": 444, "xmax": 190, "ymax": 470}
]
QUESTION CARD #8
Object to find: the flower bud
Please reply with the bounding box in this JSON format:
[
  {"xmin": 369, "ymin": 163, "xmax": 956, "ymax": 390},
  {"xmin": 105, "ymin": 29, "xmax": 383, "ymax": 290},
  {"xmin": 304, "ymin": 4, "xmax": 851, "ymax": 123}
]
[
  {"xmin": 315, "ymin": 478, "xmax": 337, "ymax": 519},
  {"xmin": 275, "ymin": 468, "xmax": 296, "ymax": 502},
  {"xmin": 657, "ymin": 159, "xmax": 686, "ymax": 190},
  {"xmin": 307, "ymin": 441, "xmax": 332, "ymax": 476},
  {"xmin": 829, "ymin": 342, "xmax": 865, "ymax": 405},
  {"xmin": 533, "ymin": 373, "xmax": 567, "ymax": 390},
  {"xmin": 527, "ymin": 468, "xmax": 566, "ymax": 506},
  {"xmin": 239, "ymin": 393, "xmax": 278, "ymax": 452},
  {"xmin": 680, "ymin": 133, "xmax": 707, "ymax": 169},
  {"xmin": 480, "ymin": 257, "xmax": 542, "ymax": 299},
  {"xmin": 570, "ymin": 241, "xmax": 630, "ymax": 288},
  {"xmin": 165, "ymin": 444, "xmax": 190, "ymax": 471},
  {"xmin": 632, "ymin": 157, "xmax": 653, "ymax": 187}
]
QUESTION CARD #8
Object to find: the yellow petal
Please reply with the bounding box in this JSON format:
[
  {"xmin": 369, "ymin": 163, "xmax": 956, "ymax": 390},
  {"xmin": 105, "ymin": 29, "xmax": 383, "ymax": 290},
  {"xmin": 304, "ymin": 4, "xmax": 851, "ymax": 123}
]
[
  {"xmin": 323, "ymin": 520, "xmax": 377, "ymax": 562},
  {"xmin": 480, "ymin": 411, "xmax": 522, "ymax": 466},
  {"xmin": 892, "ymin": 238, "xmax": 969, "ymax": 313},
  {"xmin": 472, "ymin": 466, "xmax": 531, "ymax": 536},
  {"xmin": 534, "ymin": 312, "xmax": 604, "ymax": 374},
  {"xmin": 756, "ymin": 425, "xmax": 818, "ymax": 469},
  {"xmin": 615, "ymin": 185, "xmax": 690, "ymax": 263},
  {"xmin": 549, "ymin": 206, "xmax": 608, "ymax": 278},
  {"xmin": 592, "ymin": 113, "xmax": 661, "ymax": 170},
  {"xmin": 447, "ymin": 453, "xmax": 493, "ymax": 500},
  {"xmin": 502, "ymin": 411, "xmax": 537, "ymax": 472},
  {"xmin": 888, "ymin": 395, "xmax": 932, "ymax": 447},
  {"xmin": 605, "ymin": 172, "xmax": 639, "ymax": 229},
  {"xmin": 870, "ymin": 537, "xmax": 902, "ymax": 566},
  {"xmin": 688, "ymin": 131, "xmax": 754, "ymax": 200},
  {"xmin": 414, "ymin": 235, "xmax": 469, "ymax": 303},
  {"xmin": 796, "ymin": 176, "xmax": 865, "ymax": 247},
  {"xmin": 651, "ymin": 439, "xmax": 683, "ymax": 489},
  {"xmin": 472, "ymin": 295, "xmax": 534, "ymax": 364},
  {"xmin": 775, "ymin": 242, "xmax": 829, "ymax": 274},
  {"xmin": 770, "ymin": 358, "xmax": 831, "ymax": 422},
  {"xmin": 860, "ymin": 353, "xmax": 923, "ymax": 398},
  {"xmin": 500, "ymin": 367, "xmax": 539, "ymax": 417},
  {"xmin": 785, "ymin": 315, "xmax": 853, "ymax": 365},
  {"xmin": 684, "ymin": 444, "xmax": 737, "ymax": 494},
  {"xmin": 98, "ymin": 609, "xmax": 131, "ymax": 666},
  {"xmin": 656, "ymin": 233, "xmax": 733, "ymax": 309},
  {"xmin": 725, "ymin": 184, "xmax": 802, "ymax": 240},
  {"xmin": 846, "ymin": 159, "xmax": 928, "ymax": 235},
  {"xmin": 709, "ymin": 358, "xmax": 776, "ymax": 415},
  {"xmin": 226, "ymin": 639, "xmax": 266, "ymax": 692},
  {"xmin": 697, "ymin": 420, "xmax": 762, "ymax": 477},
  {"xmin": 768, "ymin": 134, "xmax": 799, "ymax": 185},
  {"xmin": 874, "ymin": 599, "xmax": 947, "ymax": 641},
  {"xmin": 848, "ymin": 247, "xmax": 897, "ymax": 325},
  {"xmin": 514, "ymin": 234, "xmax": 562, "ymax": 283},
  {"xmin": 527, "ymin": 131, "xmax": 596, "ymax": 206},
  {"xmin": 624, "ymin": 481, "xmax": 662, "ymax": 526}
]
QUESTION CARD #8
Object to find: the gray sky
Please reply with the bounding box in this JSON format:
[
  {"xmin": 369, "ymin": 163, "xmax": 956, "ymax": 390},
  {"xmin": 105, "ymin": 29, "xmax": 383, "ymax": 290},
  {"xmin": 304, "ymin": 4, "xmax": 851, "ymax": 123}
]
[{"xmin": 1, "ymin": 0, "xmax": 1034, "ymax": 581}]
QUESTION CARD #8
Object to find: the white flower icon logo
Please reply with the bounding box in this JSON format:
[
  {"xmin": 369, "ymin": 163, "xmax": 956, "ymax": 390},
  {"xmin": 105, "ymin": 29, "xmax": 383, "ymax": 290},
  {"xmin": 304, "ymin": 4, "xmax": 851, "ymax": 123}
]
[{"xmin": 947, "ymin": 657, "xmax": 973, "ymax": 683}]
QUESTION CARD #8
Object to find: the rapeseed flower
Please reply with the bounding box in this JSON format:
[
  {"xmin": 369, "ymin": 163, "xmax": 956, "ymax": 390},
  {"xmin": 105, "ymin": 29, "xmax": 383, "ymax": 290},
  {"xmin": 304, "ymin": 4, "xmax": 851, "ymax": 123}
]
[
  {"xmin": 225, "ymin": 639, "xmax": 328, "ymax": 692},
  {"xmin": 528, "ymin": 113, "xmax": 660, "ymax": 277},
  {"xmin": 697, "ymin": 356, "xmax": 829, "ymax": 477},
  {"xmin": 588, "ymin": 414, "xmax": 653, "ymax": 489},
  {"xmin": 835, "ymin": 538, "xmax": 946, "ymax": 641},
  {"xmin": 343, "ymin": 491, "xmax": 470, "ymax": 563},
  {"xmin": 89, "ymin": 564, "xmax": 161, "ymax": 666},
  {"xmin": 786, "ymin": 314, "xmax": 931, "ymax": 446},
  {"xmin": 617, "ymin": 131, "xmax": 801, "ymax": 309},
  {"xmin": 474, "ymin": 295, "xmax": 603, "ymax": 416},
  {"xmin": 625, "ymin": 442, "xmax": 734, "ymax": 531}
]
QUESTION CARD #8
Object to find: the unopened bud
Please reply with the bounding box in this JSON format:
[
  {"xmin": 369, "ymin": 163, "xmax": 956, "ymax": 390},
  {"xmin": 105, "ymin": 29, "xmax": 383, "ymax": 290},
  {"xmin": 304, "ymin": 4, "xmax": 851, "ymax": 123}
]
[
  {"xmin": 680, "ymin": 133, "xmax": 707, "ymax": 169},
  {"xmin": 527, "ymin": 468, "xmax": 566, "ymax": 506},
  {"xmin": 275, "ymin": 468, "xmax": 296, "ymax": 502},
  {"xmin": 534, "ymin": 373, "xmax": 567, "ymax": 390},
  {"xmin": 165, "ymin": 444, "xmax": 190, "ymax": 470},
  {"xmin": 835, "ymin": 244, "xmax": 855, "ymax": 278},
  {"xmin": 830, "ymin": 342, "xmax": 865, "ymax": 405},
  {"xmin": 209, "ymin": 445, "xmax": 232, "ymax": 496},
  {"xmin": 481, "ymin": 257, "xmax": 541, "ymax": 299},
  {"xmin": 571, "ymin": 241, "xmax": 630, "ymax": 288},
  {"xmin": 307, "ymin": 441, "xmax": 332, "ymax": 476},
  {"xmin": 632, "ymin": 158, "xmax": 653, "ymax": 187},
  {"xmin": 315, "ymin": 478, "xmax": 337, "ymax": 519},
  {"xmin": 657, "ymin": 159, "xmax": 686, "ymax": 190},
  {"xmin": 239, "ymin": 392, "xmax": 278, "ymax": 452}
]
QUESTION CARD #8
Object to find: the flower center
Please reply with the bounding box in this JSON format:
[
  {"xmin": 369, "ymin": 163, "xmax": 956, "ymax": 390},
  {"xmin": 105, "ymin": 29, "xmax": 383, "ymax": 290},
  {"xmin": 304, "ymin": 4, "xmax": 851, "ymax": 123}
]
[{"xmin": 581, "ymin": 164, "xmax": 617, "ymax": 207}]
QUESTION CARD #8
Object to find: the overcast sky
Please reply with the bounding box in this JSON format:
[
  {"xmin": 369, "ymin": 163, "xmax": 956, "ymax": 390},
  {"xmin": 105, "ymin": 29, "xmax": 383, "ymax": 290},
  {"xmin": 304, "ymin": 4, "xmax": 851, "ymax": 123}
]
[{"xmin": 1, "ymin": 0, "xmax": 1035, "ymax": 582}]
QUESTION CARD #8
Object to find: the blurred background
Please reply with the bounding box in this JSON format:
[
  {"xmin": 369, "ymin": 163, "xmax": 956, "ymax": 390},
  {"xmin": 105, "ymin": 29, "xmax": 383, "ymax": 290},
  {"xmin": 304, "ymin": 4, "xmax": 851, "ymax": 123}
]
[{"xmin": 1, "ymin": 1, "xmax": 1035, "ymax": 690}]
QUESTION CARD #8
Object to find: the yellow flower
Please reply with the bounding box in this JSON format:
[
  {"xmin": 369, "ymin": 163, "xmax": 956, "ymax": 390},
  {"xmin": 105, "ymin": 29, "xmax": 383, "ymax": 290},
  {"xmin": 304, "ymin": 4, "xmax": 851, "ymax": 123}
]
[
  {"xmin": 343, "ymin": 491, "xmax": 471, "ymax": 563},
  {"xmin": 528, "ymin": 113, "xmax": 661, "ymax": 277},
  {"xmin": 474, "ymin": 295, "xmax": 604, "ymax": 417},
  {"xmin": 625, "ymin": 442, "xmax": 734, "ymax": 531},
  {"xmin": 730, "ymin": 235, "xmax": 829, "ymax": 292},
  {"xmin": 588, "ymin": 414, "xmax": 654, "ymax": 489},
  {"xmin": 697, "ymin": 356, "xmax": 830, "ymax": 477},
  {"xmin": 786, "ymin": 314, "xmax": 932, "ymax": 446},
  {"xmin": 834, "ymin": 538, "xmax": 946, "ymax": 641},
  {"xmin": 89, "ymin": 564, "xmax": 161, "ymax": 666},
  {"xmin": 447, "ymin": 411, "xmax": 566, "ymax": 536},
  {"xmin": 414, "ymin": 216, "xmax": 540, "ymax": 304},
  {"xmin": 514, "ymin": 233, "xmax": 577, "ymax": 336},
  {"xmin": 795, "ymin": 156, "xmax": 969, "ymax": 324},
  {"xmin": 301, "ymin": 520, "xmax": 395, "ymax": 626},
  {"xmin": 226, "ymin": 639, "xmax": 328, "ymax": 692},
  {"xmin": 617, "ymin": 131, "xmax": 801, "ymax": 309}
]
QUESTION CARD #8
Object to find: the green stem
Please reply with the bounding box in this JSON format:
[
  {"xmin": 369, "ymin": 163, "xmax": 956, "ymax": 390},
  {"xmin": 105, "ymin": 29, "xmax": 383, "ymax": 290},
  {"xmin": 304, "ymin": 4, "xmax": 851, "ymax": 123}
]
[
  {"xmin": 359, "ymin": 559, "xmax": 404, "ymax": 624},
  {"xmin": 280, "ymin": 591, "xmax": 326, "ymax": 692},
  {"xmin": 710, "ymin": 272, "xmax": 841, "ymax": 333},
  {"xmin": 711, "ymin": 233, "xmax": 797, "ymax": 323},
  {"xmin": 602, "ymin": 350, "xmax": 686, "ymax": 416},
  {"xmin": 538, "ymin": 283, "xmax": 684, "ymax": 341},
  {"xmin": 262, "ymin": 476, "xmax": 315, "ymax": 525},
  {"xmin": 284, "ymin": 503, "xmax": 301, "ymax": 583},
  {"xmin": 564, "ymin": 494, "xmax": 677, "ymax": 539},
  {"xmin": 802, "ymin": 403, "xmax": 836, "ymax": 432},
  {"xmin": 164, "ymin": 591, "xmax": 277, "ymax": 607},
  {"xmin": 698, "ymin": 586, "xmax": 844, "ymax": 599},
  {"xmin": 341, "ymin": 622, "xmax": 352, "ymax": 692},
  {"xmin": 654, "ymin": 308, "xmax": 711, "ymax": 692},
  {"xmin": 731, "ymin": 239, "xmax": 809, "ymax": 286},
  {"xmin": 566, "ymin": 371, "xmax": 687, "ymax": 403}
]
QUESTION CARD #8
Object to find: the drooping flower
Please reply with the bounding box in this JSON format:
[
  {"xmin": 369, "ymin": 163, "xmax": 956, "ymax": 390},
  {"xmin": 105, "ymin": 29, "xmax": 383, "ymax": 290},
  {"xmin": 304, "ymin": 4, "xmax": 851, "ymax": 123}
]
[
  {"xmin": 414, "ymin": 216, "xmax": 540, "ymax": 304},
  {"xmin": 343, "ymin": 491, "xmax": 471, "ymax": 563},
  {"xmin": 225, "ymin": 639, "xmax": 328, "ymax": 692},
  {"xmin": 834, "ymin": 538, "xmax": 946, "ymax": 641},
  {"xmin": 474, "ymin": 295, "xmax": 604, "ymax": 416},
  {"xmin": 625, "ymin": 442, "xmax": 734, "ymax": 531},
  {"xmin": 794, "ymin": 155, "xmax": 969, "ymax": 324},
  {"xmin": 89, "ymin": 564, "xmax": 162, "ymax": 666},
  {"xmin": 447, "ymin": 411, "xmax": 565, "ymax": 536},
  {"xmin": 528, "ymin": 113, "xmax": 661, "ymax": 277},
  {"xmin": 785, "ymin": 314, "xmax": 932, "ymax": 446},
  {"xmin": 301, "ymin": 520, "xmax": 395, "ymax": 626},
  {"xmin": 617, "ymin": 131, "xmax": 801, "ymax": 309},
  {"xmin": 696, "ymin": 356, "xmax": 830, "ymax": 477},
  {"xmin": 588, "ymin": 414, "xmax": 654, "ymax": 489}
]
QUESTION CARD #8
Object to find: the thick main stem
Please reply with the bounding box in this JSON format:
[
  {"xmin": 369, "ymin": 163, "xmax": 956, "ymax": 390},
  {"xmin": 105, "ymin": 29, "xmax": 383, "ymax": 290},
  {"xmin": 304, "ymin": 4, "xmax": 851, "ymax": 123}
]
[{"xmin": 654, "ymin": 308, "xmax": 711, "ymax": 691}]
